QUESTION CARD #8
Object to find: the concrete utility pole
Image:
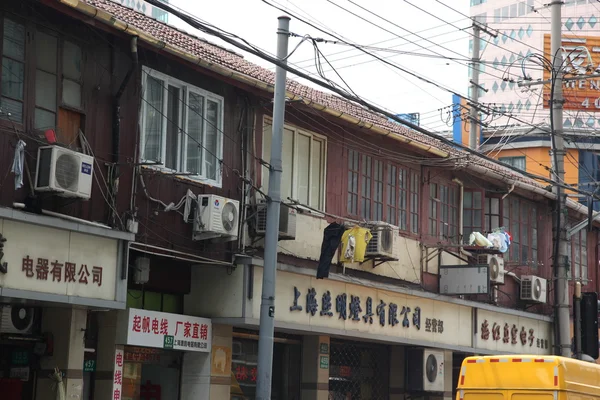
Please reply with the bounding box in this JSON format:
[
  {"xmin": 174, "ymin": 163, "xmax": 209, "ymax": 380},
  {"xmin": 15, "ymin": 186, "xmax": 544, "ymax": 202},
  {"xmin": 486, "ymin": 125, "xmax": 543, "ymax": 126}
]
[
  {"xmin": 255, "ymin": 16, "xmax": 290, "ymax": 400},
  {"xmin": 469, "ymin": 24, "xmax": 481, "ymax": 150},
  {"xmin": 549, "ymin": 0, "xmax": 570, "ymax": 358}
]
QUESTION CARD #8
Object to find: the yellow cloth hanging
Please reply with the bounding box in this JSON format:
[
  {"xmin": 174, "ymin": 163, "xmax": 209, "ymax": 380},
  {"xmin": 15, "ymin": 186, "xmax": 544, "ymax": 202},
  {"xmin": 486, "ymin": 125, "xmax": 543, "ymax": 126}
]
[{"xmin": 340, "ymin": 226, "xmax": 373, "ymax": 263}]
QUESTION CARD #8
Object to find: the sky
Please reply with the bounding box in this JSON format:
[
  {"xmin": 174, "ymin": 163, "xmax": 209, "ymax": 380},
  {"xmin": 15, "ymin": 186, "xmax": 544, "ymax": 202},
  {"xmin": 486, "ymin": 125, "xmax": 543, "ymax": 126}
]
[{"xmin": 166, "ymin": 0, "xmax": 472, "ymax": 133}]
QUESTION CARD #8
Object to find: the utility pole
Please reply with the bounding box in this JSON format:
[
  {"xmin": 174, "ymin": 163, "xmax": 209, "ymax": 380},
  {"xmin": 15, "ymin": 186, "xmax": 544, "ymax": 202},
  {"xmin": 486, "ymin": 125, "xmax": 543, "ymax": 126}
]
[
  {"xmin": 469, "ymin": 23, "xmax": 481, "ymax": 150},
  {"xmin": 549, "ymin": 0, "xmax": 570, "ymax": 358},
  {"xmin": 255, "ymin": 16, "xmax": 290, "ymax": 400}
]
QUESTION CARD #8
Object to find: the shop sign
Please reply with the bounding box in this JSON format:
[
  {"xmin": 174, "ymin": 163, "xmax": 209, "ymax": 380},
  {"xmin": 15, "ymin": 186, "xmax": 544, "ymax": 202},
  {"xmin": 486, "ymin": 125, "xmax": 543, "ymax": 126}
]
[
  {"xmin": 9, "ymin": 367, "xmax": 29, "ymax": 381},
  {"xmin": 0, "ymin": 219, "xmax": 119, "ymax": 302},
  {"xmin": 252, "ymin": 270, "xmax": 473, "ymax": 347},
  {"xmin": 319, "ymin": 343, "xmax": 329, "ymax": 354},
  {"xmin": 289, "ymin": 286, "xmax": 445, "ymax": 333},
  {"xmin": 320, "ymin": 356, "xmax": 329, "ymax": 369},
  {"xmin": 112, "ymin": 348, "xmax": 124, "ymax": 400},
  {"xmin": 475, "ymin": 309, "xmax": 552, "ymax": 355},
  {"xmin": 11, "ymin": 350, "xmax": 29, "ymax": 366},
  {"xmin": 234, "ymin": 363, "xmax": 257, "ymax": 384},
  {"xmin": 123, "ymin": 308, "xmax": 211, "ymax": 353},
  {"xmin": 124, "ymin": 347, "xmax": 162, "ymax": 363},
  {"xmin": 83, "ymin": 359, "xmax": 96, "ymax": 372}
]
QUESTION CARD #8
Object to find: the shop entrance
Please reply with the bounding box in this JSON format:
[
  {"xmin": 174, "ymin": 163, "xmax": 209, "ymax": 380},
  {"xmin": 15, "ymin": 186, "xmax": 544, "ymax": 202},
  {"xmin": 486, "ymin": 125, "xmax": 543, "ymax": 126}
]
[
  {"xmin": 0, "ymin": 344, "xmax": 36, "ymax": 400},
  {"xmin": 122, "ymin": 346, "xmax": 182, "ymax": 400},
  {"xmin": 328, "ymin": 339, "xmax": 390, "ymax": 400}
]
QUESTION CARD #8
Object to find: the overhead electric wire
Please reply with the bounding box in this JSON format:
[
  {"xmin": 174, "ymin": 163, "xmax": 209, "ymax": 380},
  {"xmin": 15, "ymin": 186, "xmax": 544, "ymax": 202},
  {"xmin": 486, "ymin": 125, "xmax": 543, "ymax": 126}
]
[{"xmin": 141, "ymin": 0, "xmax": 600, "ymax": 201}]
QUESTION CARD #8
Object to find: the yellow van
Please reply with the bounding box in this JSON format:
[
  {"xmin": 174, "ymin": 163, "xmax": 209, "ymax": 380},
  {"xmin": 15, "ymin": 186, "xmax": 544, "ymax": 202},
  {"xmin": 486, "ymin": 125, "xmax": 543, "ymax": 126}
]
[{"xmin": 456, "ymin": 355, "xmax": 600, "ymax": 399}]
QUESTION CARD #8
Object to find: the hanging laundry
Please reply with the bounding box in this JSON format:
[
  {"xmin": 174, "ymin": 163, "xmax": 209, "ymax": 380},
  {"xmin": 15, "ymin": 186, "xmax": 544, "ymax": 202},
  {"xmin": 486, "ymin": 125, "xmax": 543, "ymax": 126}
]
[
  {"xmin": 340, "ymin": 226, "xmax": 373, "ymax": 263},
  {"xmin": 11, "ymin": 140, "xmax": 26, "ymax": 190},
  {"xmin": 316, "ymin": 223, "xmax": 346, "ymax": 279}
]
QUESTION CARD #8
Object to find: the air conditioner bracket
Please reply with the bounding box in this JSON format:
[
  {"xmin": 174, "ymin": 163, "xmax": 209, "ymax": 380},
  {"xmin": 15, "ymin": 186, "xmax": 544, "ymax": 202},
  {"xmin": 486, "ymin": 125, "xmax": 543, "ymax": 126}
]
[{"xmin": 359, "ymin": 255, "xmax": 399, "ymax": 268}]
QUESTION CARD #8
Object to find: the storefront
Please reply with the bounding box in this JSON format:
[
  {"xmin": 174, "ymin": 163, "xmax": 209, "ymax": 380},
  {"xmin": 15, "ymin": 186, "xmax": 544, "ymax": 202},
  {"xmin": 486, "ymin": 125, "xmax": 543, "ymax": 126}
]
[
  {"xmin": 114, "ymin": 307, "xmax": 212, "ymax": 400},
  {"xmin": 0, "ymin": 208, "xmax": 132, "ymax": 400},
  {"xmin": 230, "ymin": 330, "xmax": 301, "ymax": 400},
  {"xmin": 189, "ymin": 262, "xmax": 554, "ymax": 399}
]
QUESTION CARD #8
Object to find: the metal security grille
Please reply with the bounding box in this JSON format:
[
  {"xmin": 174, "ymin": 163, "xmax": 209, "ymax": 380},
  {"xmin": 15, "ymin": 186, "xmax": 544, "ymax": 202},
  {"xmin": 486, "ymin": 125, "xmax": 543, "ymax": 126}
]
[{"xmin": 328, "ymin": 340, "xmax": 390, "ymax": 400}]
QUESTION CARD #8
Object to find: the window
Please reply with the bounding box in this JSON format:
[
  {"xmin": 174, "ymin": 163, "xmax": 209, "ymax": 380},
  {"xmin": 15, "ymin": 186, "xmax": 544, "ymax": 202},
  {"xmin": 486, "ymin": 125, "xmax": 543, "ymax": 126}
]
[
  {"xmin": 141, "ymin": 67, "xmax": 224, "ymax": 185},
  {"xmin": 1, "ymin": 18, "xmax": 25, "ymax": 122},
  {"xmin": 518, "ymin": 1, "xmax": 526, "ymax": 16},
  {"xmin": 503, "ymin": 197, "xmax": 538, "ymax": 265},
  {"xmin": 485, "ymin": 196, "xmax": 501, "ymax": 231},
  {"xmin": 463, "ymin": 190, "xmax": 483, "ymax": 240},
  {"xmin": 500, "ymin": 156, "xmax": 526, "ymax": 172},
  {"xmin": 347, "ymin": 150, "xmax": 419, "ymax": 232},
  {"xmin": 502, "ymin": 6, "xmax": 509, "ymax": 20},
  {"xmin": 510, "ymin": 4, "xmax": 518, "ymax": 18},
  {"xmin": 569, "ymin": 229, "xmax": 588, "ymax": 281},
  {"xmin": 494, "ymin": 8, "xmax": 501, "ymax": 23},
  {"xmin": 0, "ymin": 19, "xmax": 83, "ymax": 132},
  {"xmin": 263, "ymin": 119, "xmax": 326, "ymax": 210},
  {"xmin": 152, "ymin": 7, "xmax": 169, "ymax": 23},
  {"xmin": 429, "ymin": 182, "xmax": 459, "ymax": 241},
  {"xmin": 527, "ymin": 0, "xmax": 535, "ymax": 11}
]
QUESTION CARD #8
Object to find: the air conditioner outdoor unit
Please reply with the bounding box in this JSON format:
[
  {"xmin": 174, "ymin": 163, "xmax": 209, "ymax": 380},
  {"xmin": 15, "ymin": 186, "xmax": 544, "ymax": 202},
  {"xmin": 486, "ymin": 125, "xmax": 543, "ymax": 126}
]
[
  {"xmin": 253, "ymin": 203, "xmax": 297, "ymax": 240},
  {"xmin": 0, "ymin": 306, "xmax": 35, "ymax": 334},
  {"xmin": 489, "ymin": 255, "xmax": 505, "ymax": 284},
  {"xmin": 35, "ymin": 145, "xmax": 94, "ymax": 200},
  {"xmin": 365, "ymin": 222, "xmax": 396, "ymax": 259},
  {"xmin": 406, "ymin": 348, "xmax": 445, "ymax": 393},
  {"xmin": 193, "ymin": 194, "xmax": 239, "ymax": 242},
  {"xmin": 521, "ymin": 275, "xmax": 548, "ymax": 304}
]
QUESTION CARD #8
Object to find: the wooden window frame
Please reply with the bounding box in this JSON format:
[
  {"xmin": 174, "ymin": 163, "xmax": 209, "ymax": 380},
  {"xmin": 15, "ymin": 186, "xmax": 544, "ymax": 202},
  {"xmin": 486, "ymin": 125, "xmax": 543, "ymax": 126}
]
[
  {"xmin": 0, "ymin": 16, "xmax": 85, "ymax": 139},
  {"xmin": 503, "ymin": 196, "xmax": 538, "ymax": 266},
  {"xmin": 346, "ymin": 149, "xmax": 420, "ymax": 234},
  {"xmin": 428, "ymin": 181, "xmax": 459, "ymax": 242}
]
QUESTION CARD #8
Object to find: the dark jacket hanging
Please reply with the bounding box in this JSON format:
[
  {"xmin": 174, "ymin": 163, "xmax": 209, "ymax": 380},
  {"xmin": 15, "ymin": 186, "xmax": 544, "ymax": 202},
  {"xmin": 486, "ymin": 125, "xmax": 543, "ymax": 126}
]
[{"xmin": 316, "ymin": 222, "xmax": 346, "ymax": 279}]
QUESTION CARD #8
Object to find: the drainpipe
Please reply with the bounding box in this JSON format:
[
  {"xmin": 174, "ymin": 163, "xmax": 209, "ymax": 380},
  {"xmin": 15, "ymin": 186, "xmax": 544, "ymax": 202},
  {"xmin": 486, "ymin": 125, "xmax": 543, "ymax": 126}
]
[{"xmin": 112, "ymin": 36, "xmax": 138, "ymax": 225}]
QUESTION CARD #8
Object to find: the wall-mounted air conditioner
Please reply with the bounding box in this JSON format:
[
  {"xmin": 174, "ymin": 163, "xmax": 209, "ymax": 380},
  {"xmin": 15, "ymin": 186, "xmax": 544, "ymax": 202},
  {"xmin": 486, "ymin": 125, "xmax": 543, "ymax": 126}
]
[
  {"xmin": 365, "ymin": 222, "xmax": 396, "ymax": 259},
  {"xmin": 0, "ymin": 306, "xmax": 35, "ymax": 334},
  {"xmin": 193, "ymin": 195, "xmax": 239, "ymax": 242},
  {"xmin": 35, "ymin": 145, "xmax": 94, "ymax": 199},
  {"xmin": 521, "ymin": 275, "xmax": 548, "ymax": 304},
  {"xmin": 253, "ymin": 203, "xmax": 297, "ymax": 240},
  {"xmin": 488, "ymin": 255, "xmax": 505, "ymax": 284},
  {"xmin": 406, "ymin": 348, "xmax": 445, "ymax": 393}
]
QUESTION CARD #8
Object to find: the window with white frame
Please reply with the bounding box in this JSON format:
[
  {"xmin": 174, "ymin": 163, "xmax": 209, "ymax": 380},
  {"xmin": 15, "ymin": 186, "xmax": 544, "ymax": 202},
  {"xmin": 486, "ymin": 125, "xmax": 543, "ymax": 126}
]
[
  {"xmin": 262, "ymin": 118, "xmax": 326, "ymax": 211},
  {"xmin": 140, "ymin": 67, "xmax": 224, "ymax": 185}
]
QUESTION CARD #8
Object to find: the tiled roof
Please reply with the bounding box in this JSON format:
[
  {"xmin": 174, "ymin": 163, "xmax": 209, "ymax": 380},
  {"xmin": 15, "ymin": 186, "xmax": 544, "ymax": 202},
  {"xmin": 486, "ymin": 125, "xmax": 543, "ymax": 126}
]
[{"xmin": 84, "ymin": 0, "xmax": 542, "ymax": 189}]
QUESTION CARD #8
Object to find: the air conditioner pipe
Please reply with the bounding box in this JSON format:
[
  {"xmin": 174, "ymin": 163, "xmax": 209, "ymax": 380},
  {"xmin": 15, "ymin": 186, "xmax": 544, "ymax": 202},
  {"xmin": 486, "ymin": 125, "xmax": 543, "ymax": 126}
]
[{"xmin": 12, "ymin": 203, "xmax": 111, "ymax": 229}]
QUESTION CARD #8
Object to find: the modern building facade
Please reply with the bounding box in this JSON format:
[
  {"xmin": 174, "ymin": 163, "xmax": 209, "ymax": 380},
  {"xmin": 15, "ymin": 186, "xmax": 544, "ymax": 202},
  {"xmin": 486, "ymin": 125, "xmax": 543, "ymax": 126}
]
[
  {"xmin": 467, "ymin": 0, "xmax": 600, "ymax": 210},
  {"xmin": 0, "ymin": 0, "xmax": 598, "ymax": 400}
]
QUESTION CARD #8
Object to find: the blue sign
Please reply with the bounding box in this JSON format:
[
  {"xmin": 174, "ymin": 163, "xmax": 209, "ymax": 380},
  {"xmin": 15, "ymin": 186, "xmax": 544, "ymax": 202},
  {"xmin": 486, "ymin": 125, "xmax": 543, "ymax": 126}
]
[{"xmin": 81, "ymin": 162, "xmax": 92, "ymax": 175}]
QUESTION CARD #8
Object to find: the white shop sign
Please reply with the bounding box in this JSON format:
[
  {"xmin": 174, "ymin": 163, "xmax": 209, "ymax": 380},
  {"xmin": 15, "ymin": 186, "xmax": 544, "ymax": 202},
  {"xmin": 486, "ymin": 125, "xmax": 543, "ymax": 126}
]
[
  {"xmin": 0, "ymin": 218, "xmax": 119, "ymax": 301},
  {"xmin": 473, "ymin": 308, "xmax": 553, "ymax": 355},
  {"xmin": 121, "ymin": 308, "xmax": 212, "ymax": 352}
]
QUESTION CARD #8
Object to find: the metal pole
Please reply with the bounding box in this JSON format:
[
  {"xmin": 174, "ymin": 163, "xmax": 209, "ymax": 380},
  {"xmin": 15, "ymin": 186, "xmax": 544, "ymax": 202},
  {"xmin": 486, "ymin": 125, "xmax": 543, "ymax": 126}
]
[
  {"xmin": 550, "ymin": 0, "xmax": 570, "ymax": 357},
  {"xmin": 255, "ymin": 16, "xmax": 290, "ymax": 400},
  {"xmin": 469, "ymin": 24, "xmax": 481, "ymax": 150},
  {"xmin": 574, "ymin": 282, "xmax": 582, "ymax": 359}
]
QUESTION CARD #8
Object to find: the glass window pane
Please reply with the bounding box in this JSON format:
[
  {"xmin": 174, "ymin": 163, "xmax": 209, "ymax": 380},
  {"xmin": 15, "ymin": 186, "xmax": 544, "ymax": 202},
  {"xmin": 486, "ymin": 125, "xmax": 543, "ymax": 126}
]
[
  {"xmin": 297, "ymin": 133, "xmax": 310, "ymax": 205},
  {"xmin": 35, "ymin": 32, "xmax": 58, "ymax": 73},
  {"xmin": 34, "ymin": 108, "xmax": 56, "ymax": 129},
  {"xmin": 205, "ymin": 99, "xmax": 221, "ymax": 180},
  {"xmin": 464, "ymin": 191, "xmax": 472, "ymax": 208},
  {"xmin": 62, "ymin": 80, "xmax": 81, "ymax": 108},
  {"xmin": 62, "ymin": 41, "xmax": 82, "ymax": 80},
  {"xmin": 142, "ymin": 76, "xmax": 164, "ymax": 162},
  {"xmin": 281, "ymin": 128, "xmax": 294, "ymax": 202},
  {"xmin": 186, "ymin": 92, "xmax": 204, "ymax": 175},
  {"xmin": 165, "ymin": 85, "xmax": 180, "ymax": 170},
  {"xmin": 1, "ymin": 57, "xmax": 24, "ymax": 100},
  {"xmin": 0, "ymin": 96, "xmax": 22, "ymax": 122},
  {"xmin": 3, "ymin": 19, "xmax": 25, "ymax": 61},
  {"xmin": 474, "ymin": 209, "xmax": 482, "ymax": 228},
  {"xmin": 35, "ymin": 70, "xmax": 57, "ymax": 111},
  {"xmin": 310, "ymin": 139, "xmax": 323, "ymax": 209},
  {"xmin": 473, "ymin": 191, "xmax": 482, "ymax": 208}
]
